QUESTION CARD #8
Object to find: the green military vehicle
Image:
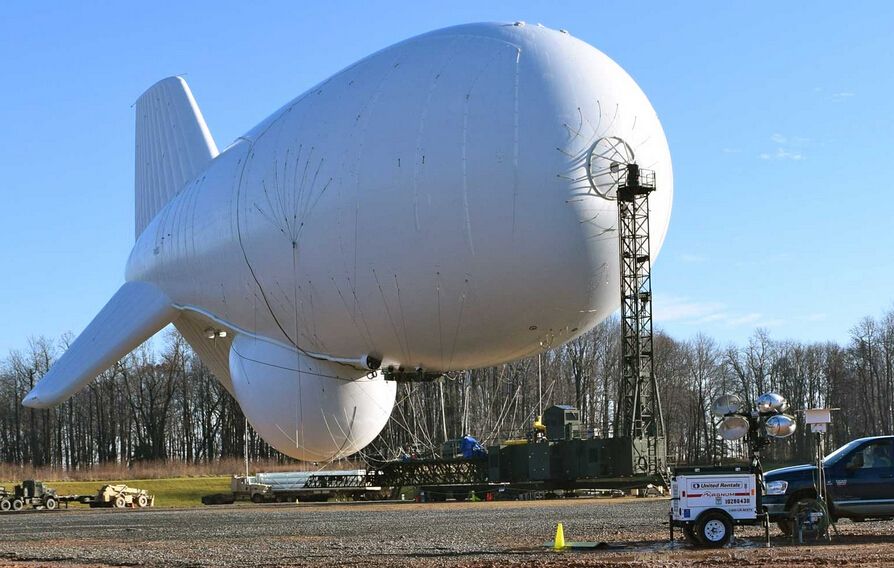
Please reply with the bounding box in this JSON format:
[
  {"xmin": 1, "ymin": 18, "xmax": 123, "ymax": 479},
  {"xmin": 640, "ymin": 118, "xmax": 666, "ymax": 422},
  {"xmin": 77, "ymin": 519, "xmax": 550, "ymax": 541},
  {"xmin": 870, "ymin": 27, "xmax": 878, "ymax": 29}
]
[{"xmin": 0, "ymin": 480, "xmax": 59, "ymax": 512}]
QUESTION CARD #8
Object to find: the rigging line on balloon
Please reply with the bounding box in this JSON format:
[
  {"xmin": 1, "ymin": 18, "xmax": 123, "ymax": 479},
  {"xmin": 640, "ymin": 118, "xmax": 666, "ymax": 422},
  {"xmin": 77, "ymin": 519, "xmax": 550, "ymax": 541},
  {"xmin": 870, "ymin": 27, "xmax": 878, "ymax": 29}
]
[
  {"xmin": 331, "ymin": 276, "xmax": 374, "ymax": 352},
  {"xmin": 446, "ymin": 278, "xmax": 470, "ymax": 371},
  {"xmin": 298, "ymin": 146, "xmax": 318, "ymax": 220},
  {"xmin": 235, "ymin": 144, "xmax": 301, "ymax": 349},
  {"xmin": 555, "ymin": 146, "xmax": 576, "ymax": 158},
  {"xmin": 345, "ymin": 276, "xmax": 376, "ymax": 349},
  {"xmin": 390, "ymin": 390, "xmax": 427, "ymax": 446},
  {"xmin": 603, "ymin": 103, "xmax": 621, "ymax": 136},
  {"xmin": 511, "ymin": 46, "xmax": 521, "ymax": 235},
  {"xmin": 319, "ymin": 406, "xmax": 358, "ymax": 465},
  {"xmin": 295, "ymin": 146, "xmax": 315, "ymax": 222},
  {"xmin": 259, "ymin": 178, "xmax": 285, "ymax": 235},
  {"xmin": 408, "ymin": 382, "xmax": 436, "ymax": 450},
  {"xmin": 460, "ymin": 93, "xmax": 475, "ymax": 256},
  {"xmin": 372, "ymin": 267, "xmax": 410, "ymax": 363},
  {"xmin": 295, "ymin": 176, "xmax": 333, "ymax": 243},
  {"xmin": 281, "ymin": 146, "xmax": 292, "ymax": 227},
  {"xmin": 352, "ymin": 380, "xmax": 419, "ymax": 444},
  {"xmin": 487, "ymin": 383, "xmax": 522, "ymax": 442},
  {"xmin": 271, "ymin": 157, "xmax": 290, "ymax": 238},
  {"xmin": 290, "ymin": 143, "xmax": 304, "ymax": 225},
  {"xmin": 458, "ymin": 44, "xmax": 512, "ymax": 257},
  {"xmin": 436, "ymin": 272, "xmax": 444, "ymax": 366},
  {"xmin": 412, "ymin": 36, "xmax": 461, "ymax": 233},
  {"xmin": 393, "ymin": 274, "xmax": 414, "ymax": 366}
]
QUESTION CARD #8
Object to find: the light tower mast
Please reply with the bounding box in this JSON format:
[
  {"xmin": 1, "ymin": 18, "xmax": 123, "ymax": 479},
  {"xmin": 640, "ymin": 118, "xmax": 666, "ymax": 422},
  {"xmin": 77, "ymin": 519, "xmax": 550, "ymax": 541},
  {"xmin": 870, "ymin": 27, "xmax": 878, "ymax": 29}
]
[{"xmin": 615, "ymin": 163, "xmax": 665, "ymax": 476}]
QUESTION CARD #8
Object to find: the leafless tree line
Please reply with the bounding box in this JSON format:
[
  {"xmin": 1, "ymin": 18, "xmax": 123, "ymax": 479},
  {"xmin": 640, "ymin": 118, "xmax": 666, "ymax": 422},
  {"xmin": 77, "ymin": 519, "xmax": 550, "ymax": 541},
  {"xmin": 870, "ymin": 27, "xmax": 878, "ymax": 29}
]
[{"xmin": 1, "ymin": 307, "xmax": 893, "ymax": 471}]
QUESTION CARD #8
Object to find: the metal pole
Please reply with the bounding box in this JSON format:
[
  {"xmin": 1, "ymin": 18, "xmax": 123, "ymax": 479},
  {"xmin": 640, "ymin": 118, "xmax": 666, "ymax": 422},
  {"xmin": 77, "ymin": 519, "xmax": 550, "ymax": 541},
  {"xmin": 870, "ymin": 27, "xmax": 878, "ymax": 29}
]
[
  {"xmin": 439, "ymin": 378, "xmax": 448, "ymax": 441},
  {"xmin": 538, "ymin": 353, "xmax": 543, "ymax": 418}
]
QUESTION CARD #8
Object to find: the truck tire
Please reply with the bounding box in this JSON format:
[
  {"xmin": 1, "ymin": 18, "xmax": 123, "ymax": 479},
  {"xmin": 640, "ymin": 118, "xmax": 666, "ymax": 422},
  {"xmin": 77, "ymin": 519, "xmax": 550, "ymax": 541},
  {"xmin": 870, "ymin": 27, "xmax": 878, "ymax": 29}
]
[
  {"xmin": 0, "ymin": 499, "xmax": 10, "ymax": 512},
  {"xmin": 792, "ymin": 497, "xmax": 829, "ymax": 540},
  {"xmin": 137, "ymin": 495, "xmax": 148, "ymax": 508},
  {"xmin": 114, "ymin": 496, "xmax": 126, "ymax": 508},
  {"xmin": 696, "ymin": 511, "xmax": 733, "ymax": 548},
  {"xmin": 11, "ymin": 499, "xmax": 23, "ymax": 512},
  {"xmin": 250, "ymin": 493, "xmax": 264, "ymax": 504},
  {"xmin": 43, "ymin": 497, "xmax": 58, "ymax": 511},
  {"xmin": 777, "ymin": 519, "xmax": 793, "ymax": 536},
  {"xmin": 683, "ymin": 523, "xmax": 703, "ymax": 546}
]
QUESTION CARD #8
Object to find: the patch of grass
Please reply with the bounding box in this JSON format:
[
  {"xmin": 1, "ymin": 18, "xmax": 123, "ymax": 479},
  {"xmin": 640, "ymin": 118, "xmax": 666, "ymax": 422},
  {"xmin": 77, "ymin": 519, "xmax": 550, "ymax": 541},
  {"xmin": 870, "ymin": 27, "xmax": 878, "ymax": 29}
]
[{"xmin": 4, "ymin": 477, "xmax": 232, "ymax": 508}]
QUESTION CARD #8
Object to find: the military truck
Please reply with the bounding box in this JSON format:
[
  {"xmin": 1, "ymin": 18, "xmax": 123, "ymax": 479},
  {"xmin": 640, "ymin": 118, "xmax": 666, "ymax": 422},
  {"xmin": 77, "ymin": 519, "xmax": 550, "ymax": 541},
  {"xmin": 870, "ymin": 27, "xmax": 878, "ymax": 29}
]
[{"xmin": 0, "ymin": 480, "xmax": 59, "ymax": 512}]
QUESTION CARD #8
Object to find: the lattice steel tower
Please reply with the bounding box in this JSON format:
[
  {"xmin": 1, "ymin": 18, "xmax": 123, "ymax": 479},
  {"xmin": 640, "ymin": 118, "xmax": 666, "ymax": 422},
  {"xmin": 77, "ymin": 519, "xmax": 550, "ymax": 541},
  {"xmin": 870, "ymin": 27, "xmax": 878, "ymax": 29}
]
[{"xmin": 615, "ymin": 163, "xmax": 665, "ymax": 475}]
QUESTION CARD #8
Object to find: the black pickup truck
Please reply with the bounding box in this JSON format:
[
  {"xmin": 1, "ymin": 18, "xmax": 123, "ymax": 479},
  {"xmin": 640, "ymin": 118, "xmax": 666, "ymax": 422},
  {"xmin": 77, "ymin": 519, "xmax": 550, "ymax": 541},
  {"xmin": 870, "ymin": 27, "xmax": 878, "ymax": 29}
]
[{"xmin": 764, "ymin": 435, "xmax": 894, "ymax": 533}]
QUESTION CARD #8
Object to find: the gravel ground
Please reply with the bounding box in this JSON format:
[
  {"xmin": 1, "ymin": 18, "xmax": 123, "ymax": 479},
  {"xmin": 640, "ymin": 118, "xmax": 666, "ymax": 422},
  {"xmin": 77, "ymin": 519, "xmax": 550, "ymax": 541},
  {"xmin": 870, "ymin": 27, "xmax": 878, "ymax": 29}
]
[{"xmin": 2, "ymin": 498, "xmax": 894, "ymax": 567}]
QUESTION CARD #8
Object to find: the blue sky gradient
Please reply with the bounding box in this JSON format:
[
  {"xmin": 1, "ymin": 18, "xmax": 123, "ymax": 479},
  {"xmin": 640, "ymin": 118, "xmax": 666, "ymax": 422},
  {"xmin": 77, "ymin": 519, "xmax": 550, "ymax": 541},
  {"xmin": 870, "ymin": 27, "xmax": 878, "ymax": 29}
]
[{"xmin": 1, "ymin": 1, "xmax": 892, "ymax": 354}]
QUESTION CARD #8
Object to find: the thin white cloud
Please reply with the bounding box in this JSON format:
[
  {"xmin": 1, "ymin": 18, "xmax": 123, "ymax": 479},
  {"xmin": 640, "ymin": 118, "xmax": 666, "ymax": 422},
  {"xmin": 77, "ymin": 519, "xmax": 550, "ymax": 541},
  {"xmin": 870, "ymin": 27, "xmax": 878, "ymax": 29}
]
[
  {"xmin": 656, "ymin": 296, "xmax": 726, "ymax": 322},
  {"xmin": 832, "ymin": 91, "xmax": 855, "ymax": 101},
  {"xmin": 804, "ymin": 313, "xmax": 827, "ymax": 322},
  {"xmin": 721, "ymin": 148, "xmax": 740, "ymax": 154},
  {"xmin": 727, "ymin": 313, "xmax": 762, "ymax": 326},
  {"xmin": 655, "ymin": 296, "xmax": 785, "ymax": 330},
  {"xmin": 760, "ymin": 147, "xmax": 804, "ymax": 161},
  {"xmin": 761, "ymin": 134, "xmax": 808, "ymax": 161}
]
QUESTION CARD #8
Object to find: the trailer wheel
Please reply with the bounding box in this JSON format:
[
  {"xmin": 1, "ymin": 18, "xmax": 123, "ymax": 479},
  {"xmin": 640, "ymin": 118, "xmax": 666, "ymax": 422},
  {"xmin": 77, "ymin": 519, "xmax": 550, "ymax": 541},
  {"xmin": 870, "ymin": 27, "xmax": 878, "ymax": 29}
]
[
  {"xmin": 44, "ymin": 497, "xmax": 57, "ymax": 511},
  {"xmin": 696, "ymin": 511, "xmax": 733, "ymax": 547},
  {"xmin": 682, "ymin": 523, "xmax": 703, "ymax": 546},
  {"xmin": 137, "ymin": 495, "xmax": 148, "ymax": 508},
  {"xmin": 114, "ymin": 496, "xmax": 126, "ymax": 508},
  {"xmin": 11, "ymin": 499, "xmax": 23, "ymax": 512},
  {"xmin": 0, "ymin": 499, "xmax": 10, "ymax": 512}
]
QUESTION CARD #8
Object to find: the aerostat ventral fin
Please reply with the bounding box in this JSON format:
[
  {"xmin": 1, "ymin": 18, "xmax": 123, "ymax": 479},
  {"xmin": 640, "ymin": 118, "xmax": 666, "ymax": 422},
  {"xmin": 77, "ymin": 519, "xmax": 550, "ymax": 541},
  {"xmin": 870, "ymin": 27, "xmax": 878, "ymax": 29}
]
[{"xmin": 22, "ymin": 281, "xmax": 178, "ymax": 408}]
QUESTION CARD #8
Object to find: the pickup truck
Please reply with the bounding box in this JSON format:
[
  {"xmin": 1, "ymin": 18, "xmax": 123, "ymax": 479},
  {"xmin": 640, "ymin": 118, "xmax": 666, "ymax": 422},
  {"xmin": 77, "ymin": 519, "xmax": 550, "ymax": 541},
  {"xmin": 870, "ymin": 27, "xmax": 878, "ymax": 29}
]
[{"xmin": 764, "ymin": 435, "xmax": 894, "ymax": 534}]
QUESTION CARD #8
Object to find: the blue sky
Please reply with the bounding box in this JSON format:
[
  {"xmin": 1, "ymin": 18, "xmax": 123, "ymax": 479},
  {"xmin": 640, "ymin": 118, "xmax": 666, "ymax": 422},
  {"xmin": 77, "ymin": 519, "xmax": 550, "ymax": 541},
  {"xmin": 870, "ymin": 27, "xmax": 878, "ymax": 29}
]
[{"xmin": 1, "ymin": 1, "xmax": 892, "ymax": 355}]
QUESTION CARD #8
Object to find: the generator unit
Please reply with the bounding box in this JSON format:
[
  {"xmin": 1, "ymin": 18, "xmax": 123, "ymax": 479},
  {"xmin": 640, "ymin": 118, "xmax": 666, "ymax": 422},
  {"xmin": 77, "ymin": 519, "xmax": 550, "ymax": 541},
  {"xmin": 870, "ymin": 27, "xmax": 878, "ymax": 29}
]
[
  {"xmin": 487, "ymin": 434, "xmax": 666, "ymax": 485},
  {"xmin": 543, "ymin": 405, "xmax": 582, "ymax": 441}
]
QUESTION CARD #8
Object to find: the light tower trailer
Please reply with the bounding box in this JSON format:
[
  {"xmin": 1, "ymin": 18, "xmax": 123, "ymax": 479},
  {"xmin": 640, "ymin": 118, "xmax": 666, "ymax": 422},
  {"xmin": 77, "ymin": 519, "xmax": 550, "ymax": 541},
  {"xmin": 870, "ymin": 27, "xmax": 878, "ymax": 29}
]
[{"xmin": 670, "ymin": 466, "xmax": 770, "ymax": 547}]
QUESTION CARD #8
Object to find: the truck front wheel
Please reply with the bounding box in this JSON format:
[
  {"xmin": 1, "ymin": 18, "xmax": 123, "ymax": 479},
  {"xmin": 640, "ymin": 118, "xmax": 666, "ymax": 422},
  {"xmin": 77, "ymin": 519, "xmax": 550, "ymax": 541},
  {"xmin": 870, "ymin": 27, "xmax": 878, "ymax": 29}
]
[
  {"xmin": 697, "ymin": 511, "xmax": 733, "ymax": 547},
  {"xmin": 777, "ymin": 519, "xmax": 793, "ymax": 536}
]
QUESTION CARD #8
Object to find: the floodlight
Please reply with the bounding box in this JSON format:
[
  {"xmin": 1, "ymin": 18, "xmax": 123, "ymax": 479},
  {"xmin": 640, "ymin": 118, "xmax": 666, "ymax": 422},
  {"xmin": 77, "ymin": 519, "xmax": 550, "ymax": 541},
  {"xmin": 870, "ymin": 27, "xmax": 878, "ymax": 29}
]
[
  {"xmin": 765, "ymin": 414, "xmax": 796, "ymax": 438},
  {"xmin": 711, "ymin": 394, "xmax": 744, "ymax": 417},
  {"xmin": 756, "ymin": 392, "xmax": 788, "ymax": 414},
  {"xmin": 718, "ymin": 415, "xmax": 750, "ymax": 441}
]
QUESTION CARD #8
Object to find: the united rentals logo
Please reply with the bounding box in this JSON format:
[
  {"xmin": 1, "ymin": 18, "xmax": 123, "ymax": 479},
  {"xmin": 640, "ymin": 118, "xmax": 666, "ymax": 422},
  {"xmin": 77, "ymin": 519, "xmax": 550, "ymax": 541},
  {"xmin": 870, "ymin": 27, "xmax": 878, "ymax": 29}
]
[{"xmin": 690, "ymin": 481, "xmax": 745, "ymax": 490}]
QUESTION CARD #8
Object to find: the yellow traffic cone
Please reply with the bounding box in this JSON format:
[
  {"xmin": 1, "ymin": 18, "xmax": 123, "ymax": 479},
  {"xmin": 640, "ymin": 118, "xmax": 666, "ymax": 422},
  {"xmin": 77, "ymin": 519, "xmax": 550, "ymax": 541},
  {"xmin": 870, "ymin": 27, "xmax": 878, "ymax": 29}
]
[{"xmin": 553, "ymin": 522, "xmax": 566, "ymax": 551}]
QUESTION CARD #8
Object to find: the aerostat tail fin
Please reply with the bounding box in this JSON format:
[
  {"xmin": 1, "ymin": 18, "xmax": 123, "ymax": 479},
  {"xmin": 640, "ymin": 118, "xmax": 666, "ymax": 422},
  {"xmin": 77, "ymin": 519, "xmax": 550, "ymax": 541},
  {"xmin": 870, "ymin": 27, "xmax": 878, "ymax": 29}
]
[
  {"xmin": 22, "ymin": 281, "xmax": 178, "ymax": 408},
  {"xmin": 134, "ymin": 76, "xmax": 218, "ymax": 239}
]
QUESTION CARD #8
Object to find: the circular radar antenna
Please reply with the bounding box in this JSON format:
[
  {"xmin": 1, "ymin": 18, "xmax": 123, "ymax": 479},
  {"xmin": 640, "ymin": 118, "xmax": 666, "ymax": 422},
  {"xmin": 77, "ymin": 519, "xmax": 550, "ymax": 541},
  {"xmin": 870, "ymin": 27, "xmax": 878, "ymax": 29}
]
[{"xmin": 586, "ymin": 136, "xmax": 636, "ymax": 199}]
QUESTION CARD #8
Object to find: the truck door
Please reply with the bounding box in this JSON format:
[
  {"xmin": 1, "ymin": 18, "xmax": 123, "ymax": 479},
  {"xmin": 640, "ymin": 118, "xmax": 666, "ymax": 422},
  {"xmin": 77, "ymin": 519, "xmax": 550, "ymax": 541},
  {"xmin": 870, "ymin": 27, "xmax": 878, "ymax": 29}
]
[{"xmin": 832, "ymin": 439, "xmax": 894, "ymax": 517}]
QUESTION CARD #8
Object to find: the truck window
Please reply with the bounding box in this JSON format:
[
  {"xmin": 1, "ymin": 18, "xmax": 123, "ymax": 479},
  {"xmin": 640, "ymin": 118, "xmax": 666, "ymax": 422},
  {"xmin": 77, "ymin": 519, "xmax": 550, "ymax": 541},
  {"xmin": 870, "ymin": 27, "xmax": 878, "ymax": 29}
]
[{"xmin": 846, "ymin": 440, "xmax": 894, "ymax": 469}]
